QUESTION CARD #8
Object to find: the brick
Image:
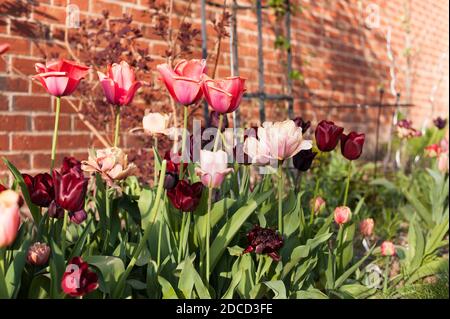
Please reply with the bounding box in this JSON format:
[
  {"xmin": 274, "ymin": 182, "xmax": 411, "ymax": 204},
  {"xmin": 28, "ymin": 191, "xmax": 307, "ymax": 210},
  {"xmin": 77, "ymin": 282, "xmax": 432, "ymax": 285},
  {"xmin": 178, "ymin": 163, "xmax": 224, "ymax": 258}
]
[
  {"xmin": 33, "ymin": 114, "xmax": 71, "ymax": 131},
  {"xmin": 0, "ymin": 77, "xmax": 29, "ymax": 93},
  {"xmin": 11, "ymin": 134, "xmax": 52, "ymax": 151},
  {"xmin": 0, "ymin": 36, "xmax": 30, "ymax": 55},
  {"xmin": 0, "ymin": 94, "xmax": 8, "ymax": 111},
  {"xmin": 0, "ymin": 115, "xmax": 29, "ymax": 132},
  {"xmin": 12, "ymin": 57, "xmax": 39, "ymax": 75},
  {"xmin": 0, "ymin": 153, "xmax": 31, "ymax": 171},
  {"xmin": 13, "ymin": 95, "xmax": 51, "ymax": 111},
  {"xmin": 32, "ymin": 152, "xmax": 70, "ymax": 170},
  {"xmin": 0, "ymin": 134, "xmax": 9, "ymax": 151}
]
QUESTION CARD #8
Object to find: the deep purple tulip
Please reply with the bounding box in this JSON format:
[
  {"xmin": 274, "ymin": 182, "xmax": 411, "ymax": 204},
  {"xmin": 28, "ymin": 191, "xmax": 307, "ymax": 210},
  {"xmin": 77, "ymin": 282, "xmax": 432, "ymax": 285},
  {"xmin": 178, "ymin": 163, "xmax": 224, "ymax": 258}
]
[
  {"xmin": 163, "ymin": 172, "xmax": 179, "ymax": 190},
  {"xmin": 243, "ymin": 225, "xmax": 284, "ymax": 261},
  {"xmin": 48, "ymin": 200, "xmax": 65, "ymax": 219},
  {"xmin": 293, "ymin": 149, "xmax": 317, "ymax": 171},
  {"xmin": 167, "ymin": 180, "xmax": 203, "ymax": 212},
  {"xmin": 53, "ymin": 169, "xmax": 87, "ymax": 213},
  {"xmin": 69, "ymin": 210, "xmax": 87, "ymax": 224},
  {"xmin": 292, "ymin": 117, "xmax": 311, "ymax": 134},
  {"xmin": 433, "ymin": 117, "xmax": 447, "ymax": 130},
  {"xmin": 315, "ymin": 120, "xmax": 344, "ymax": 152},
  {"xmin": 61, "ymin": 156, "xmax": 82, "ymax": 175},
  {"xmin": 23, "ymin": 173, "xmax": 54, "ymax": 207},
  {"xmin": 340, "ymin": 132, "xmax": 365, "ymax": 160}
]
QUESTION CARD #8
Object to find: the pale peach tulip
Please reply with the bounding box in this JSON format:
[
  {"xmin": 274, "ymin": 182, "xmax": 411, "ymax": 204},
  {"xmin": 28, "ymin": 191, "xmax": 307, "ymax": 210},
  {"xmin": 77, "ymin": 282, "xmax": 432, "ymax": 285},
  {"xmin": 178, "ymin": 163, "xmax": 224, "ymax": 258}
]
[
  {"xmin": 359, "ymin": 218, "xmax": 375, "ymax": 237},
  {"xmin": 244, "ymin": 120, "xmax": 312, "ymax": 165},
  {"xmin": 27, "ymin": 242, "xmax": 51, "ymax": 266},
  {"xmin": 380, "ymin": 241, "xmax": 396, "ymax": 256},
  {"xmin": 311, "ymin": 196, "xmax": 326, "ymax": 215},
  {"xmin": 143, "ymin": 112, "xmax": 170, "ymax": 135},
  {"xmin": 81, "ymin": 147, "xmax": 137, "ymax": 185}
]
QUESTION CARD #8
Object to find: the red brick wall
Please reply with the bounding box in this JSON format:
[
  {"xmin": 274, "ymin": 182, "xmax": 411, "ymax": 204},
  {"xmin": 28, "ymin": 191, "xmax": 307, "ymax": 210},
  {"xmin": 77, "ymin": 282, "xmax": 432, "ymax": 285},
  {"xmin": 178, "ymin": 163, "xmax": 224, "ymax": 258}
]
[{"xmin": 1, "ymin": 0, "xmax": 449, "ymax": 181}]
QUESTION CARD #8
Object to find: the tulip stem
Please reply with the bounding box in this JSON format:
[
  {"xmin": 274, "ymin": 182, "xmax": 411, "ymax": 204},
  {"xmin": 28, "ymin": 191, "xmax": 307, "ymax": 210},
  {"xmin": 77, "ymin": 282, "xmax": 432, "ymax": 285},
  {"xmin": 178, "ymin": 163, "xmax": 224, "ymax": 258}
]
[
  {"xmin": 50, "ymin": 97, "xmax": 61, "ymax": 170},
  {"xmin": 206, "ymin": 187, "xmax": 212, "ymax": 284},
  {"xmin": 343, "ymin": 162, "xmax": 352, "ymax": 206},
  {"xmin": 114, "ymin": 160, "xmax": 167, "ymax": 298},
  {"xmin": 337, "ymin": 224, "xmax": 345, "ymax": 274},
  {"xmin": 61, "ymin": 210, "xmax": 68, "ymax": 257},
  {"xmin": 309, "ymin": 176, "xmax": 321, "ymax": 227},
  {"xmin": 277, "ymin": 161, "xmax": 284, "ymax": 235},
  {"xmin": 180, "ymin": 106, "xmax": 188, "ymax": 179},
  {"xmin": 213, "ymin": 114, "xmax": 223, "ymax": 152},
  {"xmin": 383, "ymin": 256, "xmax": 391, "ymax": 295},
  {"xmin": 114, "ymin": 106, "xmax": 121, "ymax": 148},
  {"xmin": 153, "ymin": 136, "xmax": 159, "ymax": 186},
  {"xmin": 156, "ymin": 191, "xmax": 166, "ymax": 268},
  {"xmin": 177, "ymin": 212, "xmax": 187, "ymax": 263}
]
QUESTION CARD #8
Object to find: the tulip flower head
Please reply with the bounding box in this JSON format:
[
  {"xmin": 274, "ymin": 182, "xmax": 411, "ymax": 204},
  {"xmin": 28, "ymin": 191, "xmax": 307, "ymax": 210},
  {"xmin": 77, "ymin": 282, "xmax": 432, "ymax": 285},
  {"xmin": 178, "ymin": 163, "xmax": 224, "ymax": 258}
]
[
  {"xmin": 438, "ymin": 152, "xmax": 449, "ymax": 173},
  {"xmin": 143, "ymin": 112, "xmax": 170, "ymax": 135},
  {"xmin": 424, "ymin": 144, "xmax": 442, "ymax": 158},
  {"xmin": 202, "ymin": 76, "xmax": 246, "ymax": 114},
  {"xmin": 61, "ymin": 156, "xmax": 82, "ymax": 175},
  {"xmin": 157, "ymin": 59, "xmax": 207, "ymax": 106},
  {"xmin": 167, "ymin": 180, "xmax": 203, "ymax": 212},
  {"xmin": 293, "ymin": 149, "xmax": 317, "ymax": 171},
  {"xmin": 292, "ymin": 117, "xmax": 311, "ymax": 134},
  {"xmin": 433, "ymin": 117, "xmax": 447, "ymax": 130},
  {"xmin": 81, "ymin": 147, "xmax": 137, "ymax": 186},
  {"xmin": 334, "ymin": 206, "xmax": 352, "ymax": 225},
  {"xmin": 359, "ymin": 218, "xmax": 375, "ymax": 237},
  {"xmin": 311, "ymin": 196, "xmax": 326, "ymax": 215},
  {"xmin": 61, "ymin": 257, "xmax": 99, "ymax": 297},
  {"xmin": 243, "ymin": 225, "xmax": 284, "ymax": 261},
  {"xmin": 315, "ymin": 120, "xmax": 344, "ymax": 152},
  {"xmin": 27, "ymin": 242, "xmax": 51, "ymax": 266},
  {"xmin": 22, "ymin": 173, "xmax": 54, "ymax": 208},
  {"xmin": 244, "ymin": 120, "xmax": 313, "ymax": 165},
  {"xmin": 380, "ymin": 241, "xmax": 396, "ymax": 257},
  {"xmin": 340, "ymin": 132, "xmax": 365, "ymax": 161},
  {"xmin": 195, "ymin": 150, "xmax": 234, "ymax": 188},
  {"xmin": 396, "ymin": 119, "xmax": 421, "ymax": 139},
  {"xmin": 0, "ymin": 190, "xmax": 21, "ymax": 248},
  {"xmin": 98, "ymin": 61, "xmax": 142, "ymax": 106},
  {"xmin": 33, "ymin": 59, "xmax": 90, "ymax": 97}
]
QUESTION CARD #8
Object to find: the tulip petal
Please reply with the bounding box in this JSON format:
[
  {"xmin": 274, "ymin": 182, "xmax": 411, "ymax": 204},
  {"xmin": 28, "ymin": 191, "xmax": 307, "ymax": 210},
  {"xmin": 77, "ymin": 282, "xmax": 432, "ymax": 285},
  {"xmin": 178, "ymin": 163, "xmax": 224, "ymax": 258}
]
[{"xmin": 172, "ymin": 77, "xmax": 202, "ymax": 106}]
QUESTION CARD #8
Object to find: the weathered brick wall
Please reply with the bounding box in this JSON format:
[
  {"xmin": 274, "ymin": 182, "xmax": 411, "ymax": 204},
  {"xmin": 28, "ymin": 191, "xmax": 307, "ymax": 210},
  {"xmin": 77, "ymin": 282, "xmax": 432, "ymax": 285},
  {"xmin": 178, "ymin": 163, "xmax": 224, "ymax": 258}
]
[{"xmin": 1, "ymin": 0, "xmax": 449, "ymax": 181}]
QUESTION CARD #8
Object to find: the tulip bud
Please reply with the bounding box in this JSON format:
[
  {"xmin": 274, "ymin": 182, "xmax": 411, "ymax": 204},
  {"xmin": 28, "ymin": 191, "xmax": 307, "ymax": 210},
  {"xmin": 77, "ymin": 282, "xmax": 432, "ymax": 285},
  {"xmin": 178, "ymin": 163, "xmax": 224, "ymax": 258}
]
[
  {"xmin": 311, "ymin": 196, "xmax": 326, "ymax": 215},
  {"xmin": 380, "ymin": 241, "xmax": 396, "ymax": 256},
  {"xmin": 340, "ymin": 132, "xmax": 365, "ymax": 161},
  {"xmin": 334, "ymin": 206, "xmax": 352, "ymax": 225},
  {"xmin": 359, "ymin": 218, "xmax": 374, "ymax": 237},
  {"xmin": 69, "ymin": 209, "xmax": 87, "ymax": 224},
  {"xmin": 48, "ymin": 200, "xmax": 65, "ymax": 219},
  {"xmin": 433, "ymin": 117, "xmax": 447, "ymax": 130},
  {"xmin": 293, "ymin": 149, "xmax": 317, "ymax": 171},
  {"xmin": 143, "ymin": 112, "xmax": 170, "ymax": 135},
  {"xmin": 292, "ymin": 117, "xmax": 311, "ymax": 133},
  {"xmin": 27, "ymin": 242, "xmax": 51, "ymax": 266}
]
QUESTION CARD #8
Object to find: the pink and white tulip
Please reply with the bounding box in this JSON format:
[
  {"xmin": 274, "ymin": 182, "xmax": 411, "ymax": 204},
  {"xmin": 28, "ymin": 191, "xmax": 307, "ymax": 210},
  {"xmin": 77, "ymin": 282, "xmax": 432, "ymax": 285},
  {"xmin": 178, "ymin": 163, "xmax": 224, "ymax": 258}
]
[
  {"xmin": 195, "ymin": 150, "xmax": 233, "ymax": 188},
  {"xmin": 334, "ymin": 206, "xmax": 352, "ymax": 225},
  {"xmin": 157, "ymin": 59, "xmax": 206, "ymax": 106},
  {"xmin": 98, "ymin": 61, "xmax": 142, "ymax": 106},
  {"xmin": 0, "ymin": 190, "xmax": 21, "ymax": 248},
  {"xmin": 243, "ymin": 120, "xmax": 312, "ymax": 165},
  {"xmin": 202, "ymin": 76, "xmax": 246, "ymax": 114},
  {"xmin": 33, "ymin": 59, "xmax": 90, "ymax": 97},
  {"xmin": 359, "ymin": 218, "xmax": 375, "ymax": 237}
]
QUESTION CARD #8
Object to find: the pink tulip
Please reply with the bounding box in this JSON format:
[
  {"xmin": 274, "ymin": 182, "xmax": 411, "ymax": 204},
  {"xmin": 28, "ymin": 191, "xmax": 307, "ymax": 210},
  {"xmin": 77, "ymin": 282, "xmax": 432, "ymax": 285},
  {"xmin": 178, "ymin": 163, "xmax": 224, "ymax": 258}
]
[
  {"xmin": 157, "ymin": 59, "xmax": 206, "ymax": 106},
  {"xmin": 424, "ymin": 144, "xmax": 442, "ymax": 158},
  {"xmin": 0, "ymin": 190, "xmax": 21, "ymax": 248},
  {"xmin": 33, "ymin": 59, "xmax": 90, "ymax": 97},
  {"xmin": 334, "ymin": 206, "xmax": 352, "ymax": 225},
  {"xmin": 195, "ymin": 150, "xmax": 233, "ymax": 188},
  {"xmin": 202, "ymin": 76, "xmax": 246, "ymax": 114},
  {"xmin": 244, "ymin": 120, "xmax": 312, "ymax": 165},
  {"xmin": 0, "ymin": 43, "xmax": 10, "ymax": 55},
  {"xmin": 311, "ymin": 196, "xmax": 326, "ymax": 215},
  {"xmin": 359, "ymin": 218, "xmax": 375, "ymax": 237},
  {"xmin": 27, "ymin": 242, "xmax": 51, "ymax": 266},
  {"xmin": 380, "ymin": 241, "xmax": 396, "ymax": 256},
  {"xmin": 97, "ymin": 61, "xmax": 142, "ymax": 106},
  {"xmin": 438, "ymin": 152, "xmax": 449, "ymax": 173}
]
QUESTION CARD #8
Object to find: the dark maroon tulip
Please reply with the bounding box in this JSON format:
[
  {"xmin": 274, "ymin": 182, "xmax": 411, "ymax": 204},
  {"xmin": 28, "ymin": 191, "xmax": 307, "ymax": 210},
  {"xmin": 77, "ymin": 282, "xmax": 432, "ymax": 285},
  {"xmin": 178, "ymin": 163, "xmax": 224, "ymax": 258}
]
[
  {"xmin": 243, "ymin": 225, "xmax": 284, "ymax": 262},
  {"xmin": 163, "ymin": 172, "xmax": 179, "ymax": 190},
  {"xmin": 293, "ymin": 149, "xmax": 317, "ymax": 171},
  {"xmin": 61, "ymin": 156, "xmax": 82, "ymax": 175},
  {"xmin": 61, "ymin": 257, "xmax": 98, "ymax": 297},
  {"xmin": 53, "ymin": 170, "xmax": 87, "ymax": 213},
  {"xmin": 69, "ymin": 210, "xmax": 87, "ymax": 224},
  {"xmin": 23, "ymin": 173, "xmax": 54, "ymax": 207},
  {"xmin": 292, "ymin": 117, "xmax": 311, "ymax": 133},
  {"xmin": 208, "ymin": 111, "xmax": 228, "ymax": 132},
  {"xmin": 341, "ymin": 132, "xmax": 365, "ymax": 160},
  {"xmin": 433, "ymin": 117, "xmax": 447, "ymax": 130},
  {"xmin": 167, "ymin": 180, "xmax": 203, "ymax": 212},
  {"xmin": 315, "ymin": 120, "xmax": 344, "ymax": 152},
  {"xmin": 48, "ymin": 200, "xmax": 65, "ymax": 219}
]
